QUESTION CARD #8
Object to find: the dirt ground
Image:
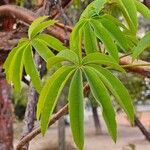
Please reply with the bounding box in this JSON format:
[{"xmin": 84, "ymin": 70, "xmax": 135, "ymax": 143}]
[{"xmin": 14, "ymin": 112, "xmax": 150, "ymax": 150}]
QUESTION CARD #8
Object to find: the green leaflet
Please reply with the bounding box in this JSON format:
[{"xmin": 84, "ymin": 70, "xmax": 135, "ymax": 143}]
[
  {"xmin": 102, "ymin": 14, "xmax": 127, "ymax": 30},
  {"xmin": 83, "ymin": 66, "xmax": 117, "ymax": 142},
  {"xmin": 30, "ymin": 20, "xmax": 56, "ymax": 38},
  {"xmin": 9, "ymin": 45, "xmax": 26, "ymax": 91},
  {"xmin": 90, "ymin": 19, "xmax": 119, "ymax": 61},
  {"xmin": 32, "ymin": 38, "xmax": 54, "ymax": 62},
  {"xmin": 57, "ymin": 50, "xmax": 79, "ymax": 64},
  {"xmin": 3, "ymin": 40, "xmax": 28, "ymax": 72},
  {"xmin": 3, "ymin": 41, "xmax": 28, "ymax": 91},
  {"xmin": 47, "ymin": 50, "xmax": 79, "ymax": 69},
  {"xmin": 37, "ymin": 66, "xmax": 73, "ymax": 119},
  {"xmin": 47, "ymin": 57, "xmax": 67, "ymax": 69},
  {"xmin": 100, "ymin": 17, "xmax": 129, "ymax": 52},
  {"xmin": 29, "ymin": 16, "xmax": 56, "ymax": 39},
  {"xmin": 3, "ymin": 48, "xmax": 17, "ymax": 79},
  {"xmin": 70, "ymin": 20, "xmax": 84, "ymax": 58},
  {"xmin": 91, "ymin": 65, "xmax": 134, "ymax": 124},
  {"xmin": 68, "ymin": 69, "xmax": 84, "ymax": 150},
  {"xmin": 83, "ymin": 22, "xmax": 98, "ymax": 54},
  {"xmin": 82, "ymin": 52, "xmax": 124, "ymax": 72},
  {"xmin": 118, "ymin": 0, "xmax": 137, "ymax": 33},
  {"xmin": 37, "ymin": 34, "xmax": 67, "ymax": 52},
  {"xmin": 135, "ymin": 0, "xmax": 150, "ymax": 20},
  {"xmin": 132, "ymin": 32, "xmax": 150, "ymax": 60},
  {"xmin": 37, "ymin": 66, "xmax": 75, "ymax": 134},
  {"xmin": 28, "ymin": 16, "xmax": 48, "ymax": 39},
  {"xmin": 24, "ymin": 44, "xmax": 42, "ymax": 93},
  {"xmin": 80, "ymin": 0, "xmax": 106, "ymax": 19}
]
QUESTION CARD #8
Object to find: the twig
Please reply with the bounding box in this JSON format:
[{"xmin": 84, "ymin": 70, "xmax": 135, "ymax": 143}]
[
  {"xmin": 122, "ymin": 63, "xmax": 150, "ymax": 68},
  {"xmin": 16, "ymin": 105, "xmax": 68, "ymax": 150},
  {"xmin": 16, "ymin": 84, "xmax": 90, "ymax": 150}
]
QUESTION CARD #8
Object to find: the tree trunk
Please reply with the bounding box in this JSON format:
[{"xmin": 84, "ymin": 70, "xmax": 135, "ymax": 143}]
[
  {"xmin": 135, "ymin": 115, "xmax": 150, "ymax": 142},
  {"xmin": 92, "ymin": 106, "xmax": 102, "ymax": 135},
  {"xmin": 0, "ymin": 72, "xmax": 13, "ymax": 150}
]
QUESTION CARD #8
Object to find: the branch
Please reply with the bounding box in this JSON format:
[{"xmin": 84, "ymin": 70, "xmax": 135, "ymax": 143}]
[
  {"xmin": 0, "ymin": 5, "xmax": 36, "ymax": 24},
  {"xmin": 16, "ymin": 84, "xmax": 90, "ymax": 150},
  {"xmin": 120, "ymin": 56, "xmax": 150, "ymax": 78},
  {"xmin": 16, "ymin": 105, "xmax": 68, "ymax": 150}
]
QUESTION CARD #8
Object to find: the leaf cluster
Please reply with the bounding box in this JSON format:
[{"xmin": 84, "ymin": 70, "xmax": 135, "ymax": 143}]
[{"xmin": 3, "ymin": 0, "xmax": 150, "ymax": 150}]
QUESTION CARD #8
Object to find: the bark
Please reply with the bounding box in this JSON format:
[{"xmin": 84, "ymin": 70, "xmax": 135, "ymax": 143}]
[
  {"xmin": 91, "ymin": 106, "xmax": 102, "ymax": 135},
  {"xmin": 16, "ymin": 105, "xmax": 68, "ymax": 150},
  {"xmin": 21, "ymin": 86, "xmax": 37, "ymax": 150},
  {"xmin": 0, "ymin": 71, "xmax": 13, "ymax": 150},
  {"xmin": 23, "ymin": 0, "xmax": 32, "ymax": 9},
  {"xmin": 135, "ymin": 115, "xmax": 150, "ymax": 142},
  {"xmin": 144, "ymin": 0, "xmax": 150, "ymax": 8}
]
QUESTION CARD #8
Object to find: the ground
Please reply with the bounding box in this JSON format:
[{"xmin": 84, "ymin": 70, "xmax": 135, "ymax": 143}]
[{"xmin": 14, "ymin": 112, "xmax": 150, "ymax": 150}]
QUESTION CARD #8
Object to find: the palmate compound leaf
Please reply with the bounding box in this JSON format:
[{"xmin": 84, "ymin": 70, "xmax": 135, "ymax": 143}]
[
  {"xmin": 3, "ymin": 39, "xmax": 42, "ymax": 93},
  {"xmin": 132, "ymin": 32, "xmax": 150, "ymax": 60},
  {"xmin": 90, "ymin": 19, "xmax": 119, "ymax": 62},
  {"xmin": 134, "ymin": 0, "xmax": 150, "ymax": 20},
  {"xmin": 82, "ymin": 52, "xmax": 124, "ymax": 72},
  {"xmin": 68, "ymin": 69, "xmax": 84, "ymax": 150},
  {"xmin": 37, "ymin": 66, "xmax": 75, "ymax": 134},
  {"xmin": 28, "ymin": 16, "xmax": 57, "ymax": 39},
  {"xmin": 83, "ymin": 66, "xmax": 117, "ymax": 142},
  {"xmin": 90, "ymin": 65, "xmax": 134, "ymax": 124}
]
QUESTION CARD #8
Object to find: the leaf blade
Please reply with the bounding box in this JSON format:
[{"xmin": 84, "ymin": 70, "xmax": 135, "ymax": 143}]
[
  {"xmin": 32, "ymin": 38, "xmax": 54, "ymax": 62},
  {"xmin": 24, "ymin": 44, "xmax": 42, "ymax": 93},
  {"xmin": 82, "ymin": 52, "xmax": 124, "ymax": 72},
  {"xmin": 84, "ymin": 66, "xmax": 117, "ymax": 141},
  {"xmin": 132, "ymin": 32, "xmax": 150, "ymax": 60},
  {"xmin": 91, "ymin": 65, "xmax": 134, "ymax": 124},
  {"xmin": 37, "ymin": 34, "xmax": 66, "ymax": 52},
  {"xmin": 83, "ymin": 22, "xmax": 98, "ymax": 54},
  {"xmin": 90, "ymin": 19, "xmax": 119, "ymax": 61},
  {"xmin": 39, "ymin": 66, "xmax": 75, "ymax": 134},
  {"xmin": 69, "ymin": 69, "xmax": 84, "ymax": 150}
]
